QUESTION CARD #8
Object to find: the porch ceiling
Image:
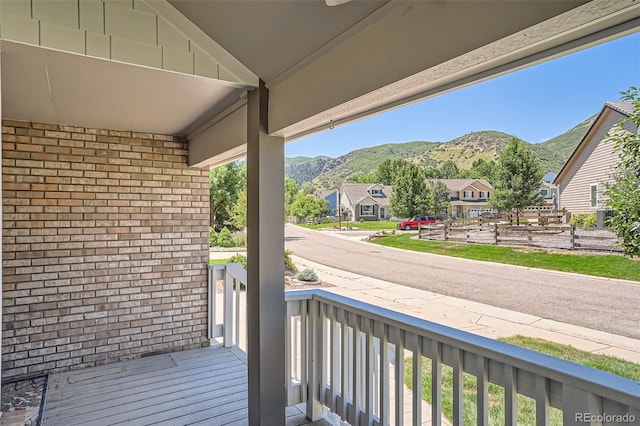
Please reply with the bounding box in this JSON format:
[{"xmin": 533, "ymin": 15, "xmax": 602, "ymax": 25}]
[
  {"xmin": 0, "ymin": 40, "xmax": 248, "ymax": 136},
  {"xmin": 173, "ymin": 0, "xmax": 640, "ymax": 166}
]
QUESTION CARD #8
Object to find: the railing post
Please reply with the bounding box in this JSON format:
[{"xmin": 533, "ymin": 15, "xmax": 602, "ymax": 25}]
[
  {"xmin": 224, "ymin": 266, "xmax": 234, "ymax": 347},
  {"xmin": 306, "ymin": 299, "xmax": 324, "ymax": 421}
]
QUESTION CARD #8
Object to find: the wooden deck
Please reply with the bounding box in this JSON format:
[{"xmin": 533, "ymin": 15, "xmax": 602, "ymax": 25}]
[{"xmin": 42, "ymin": 345, "xmax": 329, "ymax": 426}]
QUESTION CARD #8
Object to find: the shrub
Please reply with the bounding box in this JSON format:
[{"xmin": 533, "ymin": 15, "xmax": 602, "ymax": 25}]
[
  {"xmin": 570, "ymin": 213, "xmax": 597, "ymax": 228},
  {"xmin": 209, "ymin": 227, "xmax": 217, "ymax": 247},
  {"xmin": 284, "ymin": 249, "xmax": 297, "ymax": 273},
  {"xmin": 228, "ymin": 254, "xmax": 247, "ymax": 269},
  {"xmin": 232, "ymin": 231, "xmax": 246, "ymax": 247},
  {"xmin": 297, "ymin": 268, "xmax": 318, "ymax": 282},
  {"xmin": 217, "ymin": 227, "xmax": 235, "ymax": 247}
]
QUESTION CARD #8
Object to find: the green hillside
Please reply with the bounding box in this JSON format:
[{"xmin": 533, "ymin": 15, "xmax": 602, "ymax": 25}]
[{"xmin": 285, "ymin": 115, "xmax": 594, "ymax": 188}]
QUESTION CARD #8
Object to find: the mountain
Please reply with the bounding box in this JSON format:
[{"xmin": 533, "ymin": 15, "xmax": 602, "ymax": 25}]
[{"xmin": 285, "ymin": 115, "xmax": 596, "ymax": 188}]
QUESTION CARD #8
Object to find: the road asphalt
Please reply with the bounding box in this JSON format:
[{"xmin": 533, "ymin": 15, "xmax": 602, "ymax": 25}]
[{"xmin": 284, "ymin": 224, "xmax": 640, "ymax": 357}]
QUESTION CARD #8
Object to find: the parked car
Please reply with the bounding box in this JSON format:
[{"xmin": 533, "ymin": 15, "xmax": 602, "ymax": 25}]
[{"xmin": 397, "ymin": 215, "xmax": 436, "ymax": 230}]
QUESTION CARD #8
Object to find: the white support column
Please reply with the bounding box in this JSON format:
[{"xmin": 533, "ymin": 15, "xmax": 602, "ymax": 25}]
[{"xmin": 246, "ymin": 80, "xmax": 285, "ymax": 425}]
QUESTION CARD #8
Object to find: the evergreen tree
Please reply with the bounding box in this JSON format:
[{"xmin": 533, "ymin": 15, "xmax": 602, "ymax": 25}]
[
  {"xmin": 490, "ymin": 137, "xmax": 543, "ymax": 225},
  {"xmin": 374, "ymin": 158, "xmax": 408, "ymax": 185}
]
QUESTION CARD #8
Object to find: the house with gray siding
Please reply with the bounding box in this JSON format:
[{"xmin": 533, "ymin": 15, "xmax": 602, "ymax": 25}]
[{"xmin": 554, "ymin": 101, "xmax": 636, "ymax": 215}]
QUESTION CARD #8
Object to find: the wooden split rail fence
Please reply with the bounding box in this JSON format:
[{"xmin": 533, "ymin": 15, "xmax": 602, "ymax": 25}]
[{"xmin": 418, "ymin": 223, "xmax": 622, "ymax": 252}]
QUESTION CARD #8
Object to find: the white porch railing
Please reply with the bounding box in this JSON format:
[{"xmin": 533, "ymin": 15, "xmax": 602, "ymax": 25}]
[{"xmin": 209, "ymin": 265, "xmax": 640, "ymax": 425}]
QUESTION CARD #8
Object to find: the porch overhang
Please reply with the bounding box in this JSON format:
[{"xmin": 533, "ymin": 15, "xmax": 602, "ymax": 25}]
[{"xmin": 170, "ymin": 0, "xmax": 640, "ymax": 159}]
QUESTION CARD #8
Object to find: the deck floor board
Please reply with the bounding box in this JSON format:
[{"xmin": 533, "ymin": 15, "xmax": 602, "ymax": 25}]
[{"xmin": 42, "ymin": 345, "xmax": 327, "ymax": 426}]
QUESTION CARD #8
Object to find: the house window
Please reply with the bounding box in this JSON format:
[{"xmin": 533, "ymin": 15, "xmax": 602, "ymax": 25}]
[
  {"xmin": 590, "ymin": 184, "xmax": 598, "ymax": 208},
  {"xmin": 463, "ymin": 191, "xmax": 474, "ymax": 199},
  {"xmin": 479, "ymin": 191, "xmax": 489, "ymax": 199},
  {"xmin": 540, "ymin": 189, "xmax": 548, "ymax": 197},
  {"xmin": 360, "ymin": 205, "xmax": 375, "ymax": 216},
  {"xmin": 370, "ymin": 188, "xmax": 382, "ymax": 196},
  {"xmin": 450, "ymin": 191, "xmax": 457, "ymax": 199}
]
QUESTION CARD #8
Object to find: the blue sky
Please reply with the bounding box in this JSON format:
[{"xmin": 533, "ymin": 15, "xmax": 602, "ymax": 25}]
[{"xmin": 285, "ymin": 32, "xmax": 640, "ymax": 159}]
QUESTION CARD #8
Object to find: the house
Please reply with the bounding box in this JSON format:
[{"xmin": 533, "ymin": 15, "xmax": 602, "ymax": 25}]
[
  {"xmin": 314, "ymin": 189, "xmax": 339, "ymax": 216},
  {"xmin": 554, "ymin": 102, "xmax": 637, "ymax": 215},
  {"xmin": 539, "ymin": 180, "xmax": 559, "ymax": 208},
  {"xmin": 0, "ymin": 0, "xmax": 636, "ymax": 423},
  {"xmin": 339, "ymin": 183, "xmax": 392, "ymax": 221},
  {"xmin": 431, "ymin": 179, "xmax": 495, "ymax": 218}
]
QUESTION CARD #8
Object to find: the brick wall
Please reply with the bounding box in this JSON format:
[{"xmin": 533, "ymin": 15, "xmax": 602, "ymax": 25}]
[{"xmin": 2, "ymin": 120, "xmax": 210, "ymax": 380}]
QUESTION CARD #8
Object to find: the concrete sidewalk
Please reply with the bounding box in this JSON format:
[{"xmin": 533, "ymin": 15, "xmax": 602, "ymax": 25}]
[{"xmin": 292, "ymin": 255, "xmax": 640, "ymax": 364}]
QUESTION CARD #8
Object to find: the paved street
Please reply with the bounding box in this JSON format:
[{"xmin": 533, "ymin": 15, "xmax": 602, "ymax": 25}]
[{"xmin": 285, "ymin": 224, "xmax": 640, "ymax": 339}]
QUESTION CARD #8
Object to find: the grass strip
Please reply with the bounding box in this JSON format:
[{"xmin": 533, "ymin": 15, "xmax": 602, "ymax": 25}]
[
  {"xmin": 405, "ymin": 336, "xmax": 640, "ymax": 425},
  {"xmin": 372, "ymin": 234, "xmax": 640, "ymax": 281}
]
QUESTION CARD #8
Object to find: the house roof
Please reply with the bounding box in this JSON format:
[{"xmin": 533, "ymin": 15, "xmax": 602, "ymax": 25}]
[
  {"xmin": 428, "ymin": 179, "xmax": 493, "ymax": 192},
  {"xmin": 554, "ymin": 101, "xmax": 634, "ymax": 185},
  {"xmin": 315, "ymin": 189, "xmax": 337, "ymax": 200},
  {"xmin": 340, "ymin": 183, "xmax": 393, "ymax": 207}
]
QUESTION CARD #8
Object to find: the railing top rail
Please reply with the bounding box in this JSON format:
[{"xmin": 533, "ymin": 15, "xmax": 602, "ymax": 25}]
[
  {"xmin": 209, "ymin": 263, "xmax": 247, "ymax": 284},
  {"xmin": 285, "ymin": 289, "xmax": 640, "ymax": 407}
]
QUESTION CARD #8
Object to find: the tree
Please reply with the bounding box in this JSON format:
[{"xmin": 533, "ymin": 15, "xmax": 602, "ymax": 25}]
[
  {"xmin": 390, "ymin": 162, "xmax": 429, "ymax": 218},
  {"xmin": 469, "ymin": 158, "xmax": 497, "ymax": 183},
  {"xmin": 354, "ymin": 172, "xmax": 377, "ymax": 184},
  {"xmin": 438, "ymin": 160, "xmax": 460, "ymax": 179},
  {"xmin": 230, "ymin": 188, "xmax": 247, "ymax": 230},
  {"xmin": 604, "ymin": 87, "xmax": 640, "ymax": 257},
  {"xmin": 284, "ymin": 177, "xmax": 299, "ymax": 216},
  {"xmin": 209, "ymin": 162, "xmax": 246, "ymax": 229},
  {"xmin": 490, "ymin": 137, "xmax": 543, "ymax": 225},
  {"xmin": 290, "ymin": 194, "xmax": 329, "ymax": 221},
  {"xmin": 374, "ymin": 158, "xmax": 408, "ymax": 185},
  {"xmin": 425, "ymin": 180, "xmax": 450, "ymax": 216}
]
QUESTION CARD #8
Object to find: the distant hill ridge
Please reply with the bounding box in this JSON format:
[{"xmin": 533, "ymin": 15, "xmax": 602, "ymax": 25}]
[{"xmin": 285, "ymin": 114, "xmax": 596, "ymax": 188}]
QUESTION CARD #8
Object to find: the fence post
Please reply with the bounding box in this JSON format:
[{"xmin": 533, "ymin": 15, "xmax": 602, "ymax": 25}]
[
  {"xmin": 444, "ymin": 223, "xmax": 448, "ymax": 241},
  {"xmin": 527, "ymin": 224, "xmax": 533, "ymax": 246},
  {"xmin": 570, "ymin": 224, "xmax": 576, "ymax": 250},
  {"xmin": 494, "ymin": 223, "xmax": 498, "ymax": 245},
  {"xmin": 418, "ymin": 224, "xmax": 422, "ymax": 239}
]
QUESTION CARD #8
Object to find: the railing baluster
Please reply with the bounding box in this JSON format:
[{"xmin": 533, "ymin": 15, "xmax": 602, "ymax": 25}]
[
  {"xmin": 477, "ymin": 355, "xmax": 489, "ymax": 426},
  {"xmin": 285, "ymin": 300, "xmax": 294, "ymax": 405},
  {"xmin": 350, "ymin": 312, "xmax": 361, "ymax": 425},
  {"xmin": 339, "ymin": 309, "xmax": 349, "ymax": 419},
  {"xmin": 408, "ymin": 334, "xmax": 422, "ymax": 426},
  {"xmin": 234, "ymin": 275, "xmax": 240, "ymax": 347},
  {"xmin": 375, "ymin": 322, "xmax": 389, "ymax": 426},
  {"xmin": 536, "ymin": 376, "xmax": 550, "ymax": 426},
  {"xmin": 504, "ymin": 365, "xmax": 517, "ymax": 426},
  {"xmin": 452, "ymin": 348, "xmax": 464, "ymax": 426},
  {"xmin": 390, "ymin": 327, "xmax": 404, "ymax": 426},
  {"xmin": 431, "ymin": 340, "xmax": 442, "ymax": 426},
  {"xmin": 363, "ymin": 318, "xmax": 374, "ymax": 425},
  {"xmin": 301, "ymin": 299, "xmax": 308, "ymax": 403},
  {"xmin": 223, "ymin": 266, "xmax": 233, "ymax": 348},
  {"xmin": 329, "ymin": 307, "xmax": 339, "ymax": 412},
  {"xmin": 562, "ymin": 385, "xmax": 601, "ymax": 426},
  {"xmin": 306, "ymin": 299, "xmax": 323, "ymax": 421}
]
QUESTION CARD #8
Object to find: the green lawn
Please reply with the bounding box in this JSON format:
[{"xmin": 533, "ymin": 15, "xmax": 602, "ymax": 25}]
[
  {"xmin": 405, "ymin": 336, "xmax": 640, "ymax": 426},
  {"xmin": 297, "ymin": 221, "xmax": 399, "ymax": 231},
  {"xmin": 371, "ymin": 234, "xmax": 640, "ymax": 281}
]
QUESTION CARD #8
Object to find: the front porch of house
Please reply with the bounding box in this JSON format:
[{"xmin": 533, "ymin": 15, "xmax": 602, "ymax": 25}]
[
  {"xmin": 2, "ymin": 0, "xmax": 640, "ymax": 424},
  {"xmin": 41, "ymin": 264, "xmax": 632, "ymax": 426},
  {"xmin": 42, "ymin": 345, "xmax": 328, "ymax": 426}
]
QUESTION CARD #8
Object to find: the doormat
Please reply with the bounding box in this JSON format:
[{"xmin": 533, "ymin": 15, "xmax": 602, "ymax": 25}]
[{"xmin": 1, "ymin": 375, "xmax": 48, "ymax": 426}]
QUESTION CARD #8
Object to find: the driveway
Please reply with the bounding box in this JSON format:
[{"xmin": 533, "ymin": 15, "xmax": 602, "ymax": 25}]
[{"xmin": 285, "ymin": 224, "xmax": 640, "ymax": 339}]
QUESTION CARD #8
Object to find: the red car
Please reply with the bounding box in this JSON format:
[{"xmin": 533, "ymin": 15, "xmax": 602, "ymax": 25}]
[{"xmin": 397, "ymin": 215, "xmax": 436, "ymax": 230}]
